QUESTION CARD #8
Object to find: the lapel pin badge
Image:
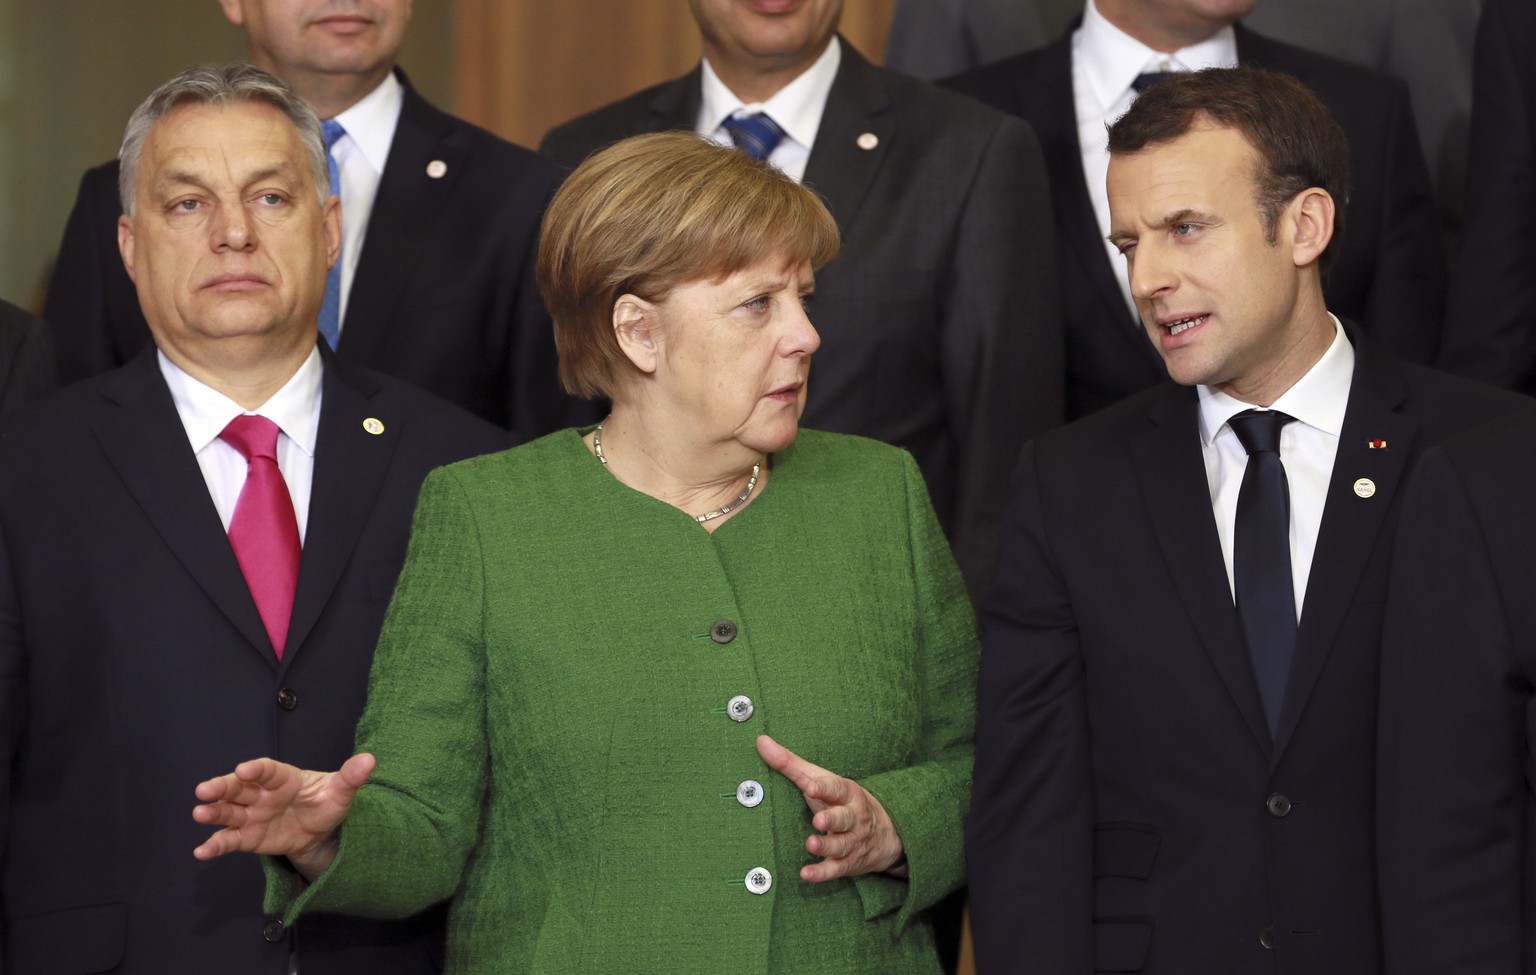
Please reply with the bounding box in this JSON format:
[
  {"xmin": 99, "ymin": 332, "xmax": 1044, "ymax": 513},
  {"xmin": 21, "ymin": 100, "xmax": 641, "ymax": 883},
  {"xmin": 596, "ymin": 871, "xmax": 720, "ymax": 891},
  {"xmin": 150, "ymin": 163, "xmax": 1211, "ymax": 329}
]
[
  {"xmin": 1353, "ymin": 477, "xmax": 1376, "ymax": 499},
  {"xmin": 426, "ymin": 159, "xmax": 447, "ymax": 179},
  {"xmin": 363, "ymin": 417, "xmax": 385, "ymax": 436},
  {"xmin": 856, "ymin": 132, "xmax": 879, "ymax": 151},
  {"xmin": 1367, "ymin": 439, "xmax": 1387, "ymax": 449}
]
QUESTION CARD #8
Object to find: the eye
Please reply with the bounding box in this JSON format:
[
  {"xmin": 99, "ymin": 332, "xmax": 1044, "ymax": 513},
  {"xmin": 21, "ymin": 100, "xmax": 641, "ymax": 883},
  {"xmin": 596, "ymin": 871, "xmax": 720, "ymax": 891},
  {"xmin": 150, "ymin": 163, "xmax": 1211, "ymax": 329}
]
[
  {"xmin": 1173, "ymin": 222, "xmax": 1199, "ymax": 237},
  {"xmin": 256, "ymin": 192, "xmax": 285, "ymax": 206},
  {"xmin": 743, "ymin": 295, "xmax": 771, "ymax": 312},
  {"xmin": 172, "ymin": 199, "xmax": 201, "ymax": 213},
  {"xmin": 799, "ymin": 292, "xmax": 815, "ymax": 309}
]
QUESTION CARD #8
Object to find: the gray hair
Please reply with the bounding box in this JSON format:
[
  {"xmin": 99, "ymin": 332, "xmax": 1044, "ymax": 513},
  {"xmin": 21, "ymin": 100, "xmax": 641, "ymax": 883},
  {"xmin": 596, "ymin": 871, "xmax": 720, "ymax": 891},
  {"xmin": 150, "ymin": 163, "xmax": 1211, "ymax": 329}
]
[{"xmin": 118, "ymin": 62, "xmax": 329, "ymax": 217}]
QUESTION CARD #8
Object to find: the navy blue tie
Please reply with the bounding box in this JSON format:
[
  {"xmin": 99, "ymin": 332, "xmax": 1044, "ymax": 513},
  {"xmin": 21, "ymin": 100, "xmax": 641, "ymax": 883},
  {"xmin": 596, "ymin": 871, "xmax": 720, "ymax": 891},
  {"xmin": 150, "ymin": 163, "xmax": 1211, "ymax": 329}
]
[
  {"xmin": 1132, "ymin": 71, "xmax": 1179, "ymax": 94},
  {"xmin": 1229, "ymin": 409, "xmax": 1298, "ymax": 736},
  {"xmin": 318, "ymin": 119, "xmax": 345, "ymax": 350},
  {"xmin": 723, "ymin": 112, "xmax": 787, "ymax": 161}
]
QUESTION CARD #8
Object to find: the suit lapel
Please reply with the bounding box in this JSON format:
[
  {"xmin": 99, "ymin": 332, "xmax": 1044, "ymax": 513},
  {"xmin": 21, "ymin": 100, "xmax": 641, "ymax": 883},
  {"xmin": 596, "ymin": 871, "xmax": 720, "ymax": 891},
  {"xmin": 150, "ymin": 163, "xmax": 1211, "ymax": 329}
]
[
  {"xmin": 646, "ymin": 66, "xmax": 703, "ymax": 133},
  {"xmin": 281, "ymin": 353, "xmax": 400, "ymax": 668},
  {"xmin": 1132, "ymin": 386, "xmax": 1274, "ymax": 752},
  {"xmin": 339, "ymin": 74, "xmax": 467, "ymax": 363},
  {"xmin": 801, "ymin": 40, "xmax": 895, "ymax": 238},
  {"xmin": 91, "ymin": 351, "xmax": 276, "ymax": 664},
  {"xmin": 1272, "ymin": 340, "xmax": 1413, "ymax": 759}
]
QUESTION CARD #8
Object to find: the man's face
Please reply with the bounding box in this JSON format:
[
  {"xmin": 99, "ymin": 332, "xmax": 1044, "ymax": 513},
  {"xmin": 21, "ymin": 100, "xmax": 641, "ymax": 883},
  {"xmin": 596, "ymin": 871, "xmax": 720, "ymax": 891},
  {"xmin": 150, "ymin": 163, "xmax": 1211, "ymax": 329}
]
[
  {"xmin": 688, "ymin": 0, "xmax": 843, "ymax": 74},
  {"xmin": 118, "ymin": 100, "xmax": 340, "ymax": 366},
  {"xmin": 217, "ymin": 0, "xmax": 412, "ymax": 80},
  {"xmin": 1107, "ymin": 122, "xmax": 1310, "ymax": 399}
]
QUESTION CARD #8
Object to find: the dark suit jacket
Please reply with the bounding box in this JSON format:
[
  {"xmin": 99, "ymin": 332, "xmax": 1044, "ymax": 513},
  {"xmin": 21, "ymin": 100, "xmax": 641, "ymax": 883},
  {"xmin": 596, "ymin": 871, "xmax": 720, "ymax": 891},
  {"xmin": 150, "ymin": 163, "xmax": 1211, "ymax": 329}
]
[
  {"xmin": 970, "ymin": 331, "xmax": 1530, "ymax": 974},
  {"xmin": 1378, "ymin": 410, "xmax": 1536, "ymax": 974},
  {"xmin": 1440, "ymin": 0, "xmax": 1536, "ymax": 393},
  {"xmin": 541, "ymin": 39, "xmax": 1063, "ymax": 599},
  {"xmin": 946, "ymin": 25, "xmax": 1446, "ymax": 420},
  {"xmin": 0, "ymin": 301, "xmax": 54, "ymax": 419},
  {"xmin": 0, "ymin": 348, "xmax": 507, "ymax": 974},
  {"xmin": 43, "ymin": 72, "xmax": 589, "ymax": 438}
]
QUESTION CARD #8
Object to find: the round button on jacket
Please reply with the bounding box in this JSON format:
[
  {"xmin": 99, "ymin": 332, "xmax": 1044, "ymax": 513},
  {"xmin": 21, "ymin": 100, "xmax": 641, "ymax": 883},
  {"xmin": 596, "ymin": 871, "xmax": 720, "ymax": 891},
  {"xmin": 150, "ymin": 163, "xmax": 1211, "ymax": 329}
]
[
  {"xmin": 1266, "ymin": 793, "xmax": 1292, "ymax": 817},
  {"xmin": 710, "ymin": 620, "xmax": 738, "ymax": 644},
  {"xmin": 263, "ymin": 918, "xmax": 286, "ymax": 943},
  {"xmin": 1259, "ymin": 925, "xmax": 1275, "ymax": 950},
  {"xmin": 745, "ymin": 867, "xmax": 773, "ymax": 894},
  {"xmin": 727, "ymin": 695, "xmax": 755, "ymax": 722},
  {"xmin": 736, "ymin": 779, "xmax": 765, "ymax": 808},
  {"xmin": 276, "ymin": 688, "xmax": 298, "ymax": 711}
]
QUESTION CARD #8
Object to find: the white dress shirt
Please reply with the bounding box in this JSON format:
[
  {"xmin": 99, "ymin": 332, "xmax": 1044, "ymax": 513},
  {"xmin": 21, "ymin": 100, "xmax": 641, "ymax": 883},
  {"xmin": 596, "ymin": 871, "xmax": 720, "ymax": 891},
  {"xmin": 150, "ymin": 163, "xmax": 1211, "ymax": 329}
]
[
  {"xmin": 696, "ymin": 36, "xmax": 842, "ymax": 183},
  {"xmin": 1073, "ymin": 0, "xmax": 1238, "ymax": 317},
  {"xmin": 159, "ymin": 345, "xmax": 324, "ymax": 544},
  {"xmin": 327, "ymin": 72, "xmax": 404, "ymax": 330},
  {"xmin": 1198, "ymin": 316, "xmax": 1354, "ymax": 617}
]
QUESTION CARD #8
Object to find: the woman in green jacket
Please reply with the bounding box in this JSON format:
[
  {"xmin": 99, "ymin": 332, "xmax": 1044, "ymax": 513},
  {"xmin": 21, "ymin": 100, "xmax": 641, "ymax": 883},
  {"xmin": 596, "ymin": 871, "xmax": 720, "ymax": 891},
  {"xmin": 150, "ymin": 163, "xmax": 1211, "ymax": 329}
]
[{"xmin": 192, "ymin": 130, "xmax": 979, "ymax": 974}]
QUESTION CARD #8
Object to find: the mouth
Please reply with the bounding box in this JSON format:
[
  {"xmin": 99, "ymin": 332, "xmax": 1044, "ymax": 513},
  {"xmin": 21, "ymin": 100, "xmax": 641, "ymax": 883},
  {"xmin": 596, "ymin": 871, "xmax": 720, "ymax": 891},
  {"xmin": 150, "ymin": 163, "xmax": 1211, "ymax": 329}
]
[
  {"xmin": 202, "ymin": 273, "xmax": 269, "ymax": 293},
  {"xmin": 1162, "ymin": 314, "xmax": 1208, "ymax": 336},
  {"xmin": 311, "ymin": 12, "xmax": 375, "ymax": 33},
  {"xmin": 765, "ymin": 381, "xmax": 804, "ymax": 402}
]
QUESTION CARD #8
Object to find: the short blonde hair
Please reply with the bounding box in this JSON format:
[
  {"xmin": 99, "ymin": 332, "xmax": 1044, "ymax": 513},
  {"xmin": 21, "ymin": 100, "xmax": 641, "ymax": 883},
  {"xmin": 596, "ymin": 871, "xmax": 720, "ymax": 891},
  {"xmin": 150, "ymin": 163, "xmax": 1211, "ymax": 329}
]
[{"xmin": 538, "ymin": 131, "xmax": 841, "ymax": 399}]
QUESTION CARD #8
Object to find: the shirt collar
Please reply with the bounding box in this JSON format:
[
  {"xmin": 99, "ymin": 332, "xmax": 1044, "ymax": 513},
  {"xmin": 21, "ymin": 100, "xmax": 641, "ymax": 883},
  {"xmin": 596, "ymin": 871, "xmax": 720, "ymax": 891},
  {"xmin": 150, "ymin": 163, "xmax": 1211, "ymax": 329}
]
[
  {"xmin": 331, "ymin": 70, "xmax": 403, "ymax": 175},
  {"xmin": 1076, "ymin": 0, "xmax": 1239, "ymax": 114},
  {"xmin": 1198, "ymin": 314, "xmax": 1354, "ymax": 446},
  {"xmin": 699, "ymin": 35, "xmax": 842, "ymax": 152},
  {"xmin": 158, "ymin": 343, "xmax": 325, "ymax": 457}
]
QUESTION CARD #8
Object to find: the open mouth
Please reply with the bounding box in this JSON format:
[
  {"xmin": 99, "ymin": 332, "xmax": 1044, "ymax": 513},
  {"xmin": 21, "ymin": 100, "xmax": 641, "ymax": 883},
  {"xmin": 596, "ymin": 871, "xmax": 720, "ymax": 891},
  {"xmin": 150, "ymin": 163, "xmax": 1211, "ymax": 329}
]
[{"xmin": 1165, "ymin": 314, "xmax": 1208, "ymax": 336}]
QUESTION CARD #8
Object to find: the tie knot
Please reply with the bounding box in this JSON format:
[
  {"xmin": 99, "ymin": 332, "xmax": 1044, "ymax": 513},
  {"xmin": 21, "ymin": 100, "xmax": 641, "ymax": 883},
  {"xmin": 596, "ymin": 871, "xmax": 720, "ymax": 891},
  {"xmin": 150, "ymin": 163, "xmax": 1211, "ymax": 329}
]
[
  {"xmin": 220, "ymin": 414, "xmax": 282, "ymax": 462},
  {"xmin": 1228, "ymin": 409, "xmax": 1295, "ymax": 456},
  {"xmin": 321, "ymin": 119, "xmax": 346, "ymax": 152},
  {"xmin": 723, "ymin": 112, "xmax": 787, "ymax": 160},
  {"xmin": 1132, "ymin": 70, "xmax": 1181, "ymax": 94}
]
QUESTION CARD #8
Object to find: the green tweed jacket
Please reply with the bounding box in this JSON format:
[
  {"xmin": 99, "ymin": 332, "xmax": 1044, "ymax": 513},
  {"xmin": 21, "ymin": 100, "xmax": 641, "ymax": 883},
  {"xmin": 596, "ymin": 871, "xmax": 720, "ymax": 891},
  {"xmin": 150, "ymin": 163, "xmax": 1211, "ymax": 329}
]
[{"xmin": 273, "ymin": 428, "xmax": 979, "ymax": 974}]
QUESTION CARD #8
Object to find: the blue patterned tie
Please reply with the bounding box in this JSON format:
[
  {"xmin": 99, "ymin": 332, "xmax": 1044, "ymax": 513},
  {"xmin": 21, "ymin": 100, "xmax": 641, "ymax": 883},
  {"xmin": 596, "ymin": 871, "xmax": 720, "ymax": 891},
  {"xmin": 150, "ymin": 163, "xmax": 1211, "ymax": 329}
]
[
  {"xmin": 1229, "ymin": 409, "xmax": 1298, "ymax": 736},
  {"xmin": 723, "ymin": 112, "xmax": 787, "ymax": 161},
  {"xmin": 318, "ymin": 119, "xmax": 345, "ymax": 350}
]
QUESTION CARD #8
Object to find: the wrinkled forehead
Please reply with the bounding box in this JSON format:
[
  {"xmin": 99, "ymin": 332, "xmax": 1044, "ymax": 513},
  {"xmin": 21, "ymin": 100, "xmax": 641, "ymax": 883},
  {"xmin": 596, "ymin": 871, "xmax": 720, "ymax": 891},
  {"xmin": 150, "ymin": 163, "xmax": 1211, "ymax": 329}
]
[
  {"xmin": 1107, "ymin": 124, "xmax": 1259, "ymax": 222},
  {"xmin": 139, "ymin": 101, "xmax": 311, "ymax": 197}
]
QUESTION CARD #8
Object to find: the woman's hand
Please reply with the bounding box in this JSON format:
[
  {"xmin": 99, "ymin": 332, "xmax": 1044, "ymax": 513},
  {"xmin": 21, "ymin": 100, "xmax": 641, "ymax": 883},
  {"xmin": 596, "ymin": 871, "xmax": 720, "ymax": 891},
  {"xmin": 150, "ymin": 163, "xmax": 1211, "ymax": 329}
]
[
  {"xmin": 756, "ymin": 735, "xmax": 906, "ymax": 882},
  {"xmin": 191, "ymin": 753, "xmax": 375, "ymax": 881}
]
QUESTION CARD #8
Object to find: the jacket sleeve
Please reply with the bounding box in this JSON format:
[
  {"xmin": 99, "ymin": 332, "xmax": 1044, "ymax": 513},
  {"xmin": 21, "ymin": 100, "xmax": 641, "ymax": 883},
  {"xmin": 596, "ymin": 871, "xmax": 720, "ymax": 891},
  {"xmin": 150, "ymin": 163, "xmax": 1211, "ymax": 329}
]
[
  {"xmin": 270, "ymin": 466, "xmax": 490, "ymax": 921},
  {"xmin": 1377, "ymin": 442, "xmax": 1530, "ymax": 974},
  {"xmin": 941, "ymin": 113, "xmax": 1065, "ymax": 603},
  {"xmin": 852, "ymin": 450, "xmax": 980, "ymax": 928},
  {"xmin": 968, "ymin": 441, "xmax": 1094, "ymax": 975}
]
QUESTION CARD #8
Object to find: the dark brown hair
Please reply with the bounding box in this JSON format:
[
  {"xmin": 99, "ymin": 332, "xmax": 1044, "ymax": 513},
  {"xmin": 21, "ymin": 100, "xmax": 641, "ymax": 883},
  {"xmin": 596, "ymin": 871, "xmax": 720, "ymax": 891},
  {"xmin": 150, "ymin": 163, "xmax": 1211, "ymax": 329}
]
[
  {"xmin": 1107, "ymin": 66, "xmax": 1350, "ymax": 272},
  {"xmin": 537, "ymin": 131, "xmax": 841, "ymax": 399}
]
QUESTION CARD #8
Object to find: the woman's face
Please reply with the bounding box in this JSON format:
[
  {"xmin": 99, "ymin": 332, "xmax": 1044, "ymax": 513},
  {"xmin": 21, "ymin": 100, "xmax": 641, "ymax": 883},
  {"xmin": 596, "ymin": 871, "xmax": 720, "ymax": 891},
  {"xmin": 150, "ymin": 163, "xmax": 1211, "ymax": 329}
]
[{"xmin": 642, "ymin": 254, "xmax": 820, "ymax": 456}]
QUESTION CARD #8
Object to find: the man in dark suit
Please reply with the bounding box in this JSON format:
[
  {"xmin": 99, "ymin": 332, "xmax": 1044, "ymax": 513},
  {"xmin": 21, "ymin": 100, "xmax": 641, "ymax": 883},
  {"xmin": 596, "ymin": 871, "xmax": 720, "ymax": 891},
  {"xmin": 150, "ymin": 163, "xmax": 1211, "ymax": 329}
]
[
  {"xmin": 969, "ymin": 68, "xmax": 1529, "ymax": 974},
  {"xmin": 946, "ymin": 0, "xmax": 1445, "ymax": 421},
  {"xmin": 1376, "ymin": 410, "xmax": 1536, "ymax": 974},
  {"xmin": 45, "ymin": 0, "xmax": 584, "ymax": 437},
  {"xmin": 1439, "ymin": 0, "xmax": 1536, "ymax": 393},
  {"xmin": 0, "ymin": 299, "xmax": 54, "ymax": 417},
  {"xmin": 541, "ymin": 0, "xmax": 1062, "ymax": 600},
  {"xmin": 0, "ymin": 64, "xmax": 506, "ymax": 973}
]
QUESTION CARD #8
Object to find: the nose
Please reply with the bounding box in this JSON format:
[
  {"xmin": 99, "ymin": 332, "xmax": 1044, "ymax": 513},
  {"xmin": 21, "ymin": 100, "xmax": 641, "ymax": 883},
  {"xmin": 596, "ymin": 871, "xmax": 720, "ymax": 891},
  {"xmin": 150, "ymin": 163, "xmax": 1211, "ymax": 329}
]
[
  {"xmin": 1127, "ymin": 240, "xmax": 1175, "ymax": 301},
  {"xmin": 212, "ymin": 201, "xmax": 255, "ymax": 252},
  {"xmin": 784, "ymin": 297, "xmax": 821, "ymax": 357}
]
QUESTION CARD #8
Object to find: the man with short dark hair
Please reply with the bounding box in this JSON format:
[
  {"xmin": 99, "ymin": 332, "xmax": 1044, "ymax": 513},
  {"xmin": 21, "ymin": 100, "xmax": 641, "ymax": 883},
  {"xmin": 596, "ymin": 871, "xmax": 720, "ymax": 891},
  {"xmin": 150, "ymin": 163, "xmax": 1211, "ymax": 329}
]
[
  {"xmin": 946, "ymin": 0, "xmax": 1445, "ymax": 420},
  {"xmin": 0, "ymin": 63, "xmax": 505, "ymax": 974},
  {"xmin": 969, "ymin": 67, "xmax": 1529, "ymax": 975},
  {"xmin": 542, "ymin": 0, "xmax": 1062, "ymax": 600},
  {"xmin": 46, "ymin": 0, "xmax": 582, "ymax": 437}
]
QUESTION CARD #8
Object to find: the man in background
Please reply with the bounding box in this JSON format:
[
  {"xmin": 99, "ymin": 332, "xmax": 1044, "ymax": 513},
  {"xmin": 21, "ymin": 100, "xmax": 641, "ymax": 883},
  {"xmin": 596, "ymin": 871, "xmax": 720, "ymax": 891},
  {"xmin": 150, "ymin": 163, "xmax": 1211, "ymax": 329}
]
[
  {"xmin": 46, "ymin": 0, "xmax": 585, "ymax": 436},
  {"xmin": 0, "ymin": 299, "xmax": 54, "ymax": 417}
]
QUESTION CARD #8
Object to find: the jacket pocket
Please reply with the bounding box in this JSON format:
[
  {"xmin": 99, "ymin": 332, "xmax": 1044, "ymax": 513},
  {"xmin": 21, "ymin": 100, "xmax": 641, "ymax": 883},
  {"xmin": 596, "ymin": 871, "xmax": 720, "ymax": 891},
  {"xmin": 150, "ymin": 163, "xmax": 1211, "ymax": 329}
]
[
  {"xmin": 6, "ymin": 901, "xmax": 126, "ymax": 974},
  {"xmin": 1093, "ymin": 824, "xmax": 1160, "ymax": 972}
]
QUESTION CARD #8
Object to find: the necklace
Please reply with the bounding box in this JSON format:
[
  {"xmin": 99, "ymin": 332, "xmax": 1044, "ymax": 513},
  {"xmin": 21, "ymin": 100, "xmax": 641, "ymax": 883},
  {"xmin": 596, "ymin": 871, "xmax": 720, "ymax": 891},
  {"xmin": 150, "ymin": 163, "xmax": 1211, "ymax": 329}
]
[{"xmin": 592, "ymin": 421, "xmax": 761, "ymax": 523}]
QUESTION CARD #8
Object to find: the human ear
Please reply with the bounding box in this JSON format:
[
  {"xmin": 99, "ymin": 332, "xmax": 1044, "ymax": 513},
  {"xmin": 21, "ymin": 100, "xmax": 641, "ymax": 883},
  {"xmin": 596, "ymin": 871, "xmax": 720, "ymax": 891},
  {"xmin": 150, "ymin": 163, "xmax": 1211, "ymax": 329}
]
[
  {"xmin": 612, "ymin": 295, "xmax": 658, "ymax": 374},
  {"xmin": 1287, "ymin": 187, "xmax": 1335, "ymax": 268}
]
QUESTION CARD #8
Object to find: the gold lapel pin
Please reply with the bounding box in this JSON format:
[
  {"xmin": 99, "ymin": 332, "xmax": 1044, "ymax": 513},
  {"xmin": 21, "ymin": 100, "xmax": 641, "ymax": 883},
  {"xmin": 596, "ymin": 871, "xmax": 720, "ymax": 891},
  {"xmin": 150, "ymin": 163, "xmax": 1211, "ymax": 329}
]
[
  {"xmin": 1353, "ymin": 477, "xmax": 1376, "ymax": 499},
  {"xmin": 856, "ymin": 132, "xmax": 879, "ymax": 151},
  {"xmin": 1367, "ymin": 439, "xmax": 1387, "ymax": 449},
  {"xmin": 426, "ymin": 159, "xmax": 447, "ymax": 179},
  {"xmin": 363, "ymin": 417, "xmax": 385, "ymax": 435}
]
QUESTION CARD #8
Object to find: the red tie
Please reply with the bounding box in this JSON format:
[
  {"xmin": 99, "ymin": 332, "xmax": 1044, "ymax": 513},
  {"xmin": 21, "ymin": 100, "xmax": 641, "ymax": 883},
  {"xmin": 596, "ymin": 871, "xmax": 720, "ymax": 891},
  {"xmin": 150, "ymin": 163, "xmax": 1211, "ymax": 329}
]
[{"xmin": 220, "ymin": 415, "xmax": 301, "ymax": 659}]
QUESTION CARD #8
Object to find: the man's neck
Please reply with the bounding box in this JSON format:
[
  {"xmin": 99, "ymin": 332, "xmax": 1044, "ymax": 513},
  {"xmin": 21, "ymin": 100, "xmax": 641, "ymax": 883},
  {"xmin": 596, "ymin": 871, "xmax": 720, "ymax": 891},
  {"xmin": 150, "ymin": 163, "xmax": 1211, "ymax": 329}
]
[
  {"xmin": 160, "ymin": 337, "xmax": 318, "ymax": 412},
  {"xmin": 703, "ymin": 40, "xmax": 831, "ymax": 104},
  {"xmin": 1093, "ymin": 0, "xmax": 1228, "ymax": 54},
  {"xmin": 255, "ymin": 58, "xmax": 393, "ymax": 120}
]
